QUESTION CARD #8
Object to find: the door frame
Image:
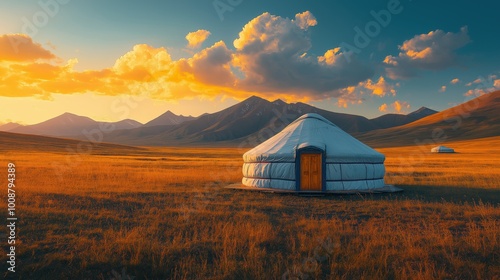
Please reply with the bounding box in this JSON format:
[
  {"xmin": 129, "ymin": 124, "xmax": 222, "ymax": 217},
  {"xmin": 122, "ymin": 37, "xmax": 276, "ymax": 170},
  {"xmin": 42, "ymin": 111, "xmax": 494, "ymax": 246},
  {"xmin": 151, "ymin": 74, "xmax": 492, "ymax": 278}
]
[{"xmin": 295, "ymin": 147, "xmax": 326, "ymax": 192}]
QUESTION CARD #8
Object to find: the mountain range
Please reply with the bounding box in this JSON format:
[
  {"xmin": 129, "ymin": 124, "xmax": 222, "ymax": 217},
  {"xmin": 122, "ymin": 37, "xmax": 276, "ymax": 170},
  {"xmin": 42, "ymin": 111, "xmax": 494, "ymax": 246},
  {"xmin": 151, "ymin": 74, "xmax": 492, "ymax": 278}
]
[
  {"xmin": 2, "ymin": 91, "xmax": 498, "ymax": 148},
  {"xmin": 0, "ymin": 97, "xmax": 437, "ymax": 142},
  {"xmin": 4, "ymin": 113, "xmax": 143, "ymax": 137},
  {"xmin": 77, "ymin": 96, "xmax": 438, "ymax": 146},
  {"xmin": 356, "ymin": 90, "xmax": 500, "ymax": 147}
]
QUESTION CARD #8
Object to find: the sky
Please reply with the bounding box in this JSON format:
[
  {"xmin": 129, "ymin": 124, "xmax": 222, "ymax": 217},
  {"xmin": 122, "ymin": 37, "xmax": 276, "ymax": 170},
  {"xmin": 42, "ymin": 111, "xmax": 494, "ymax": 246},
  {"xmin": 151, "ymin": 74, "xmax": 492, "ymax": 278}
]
[{"xmin": 1, "ymin": 0, "xmax": 499, "ymax": 125}]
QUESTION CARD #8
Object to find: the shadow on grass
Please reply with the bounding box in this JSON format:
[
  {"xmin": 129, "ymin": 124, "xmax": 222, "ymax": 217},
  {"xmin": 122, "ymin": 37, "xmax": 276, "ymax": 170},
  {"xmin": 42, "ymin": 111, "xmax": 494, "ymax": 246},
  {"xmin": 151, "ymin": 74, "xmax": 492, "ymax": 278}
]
[
  {"xmin": 291, "ymin": 185, "xmax": 500, "ymax": 205},
  {"xmin": 392, "ymin": 185, "xmax": 500, "ymax": 204}
]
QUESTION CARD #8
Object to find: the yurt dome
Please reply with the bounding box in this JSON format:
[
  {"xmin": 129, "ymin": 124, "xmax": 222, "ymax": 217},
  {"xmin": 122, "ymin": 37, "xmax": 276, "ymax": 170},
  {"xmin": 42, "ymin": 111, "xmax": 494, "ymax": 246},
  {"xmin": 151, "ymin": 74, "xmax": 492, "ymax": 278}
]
[
  {"xmin": 242, "ymin": 113, "xmax": 386, "ymax": 192},
  {"xmin": 431, "ymin": 146, "xmax": 455, "ymax": 153}
]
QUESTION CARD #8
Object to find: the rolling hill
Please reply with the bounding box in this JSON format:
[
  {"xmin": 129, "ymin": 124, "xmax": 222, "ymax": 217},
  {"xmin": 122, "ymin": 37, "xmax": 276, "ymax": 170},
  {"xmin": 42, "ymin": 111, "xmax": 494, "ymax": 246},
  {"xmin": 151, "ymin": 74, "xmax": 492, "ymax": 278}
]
[
  {"xmin": 356, "ymin": 90, "xmax": 500, "ymax": 147},
  {"xmin": 0, "ymin": 131, "xmax": 145, "ymax": 154},
  {"xmin": 8, "ymin": 113, "xmax": 142, "ymax": 137},
  {"xmin": 370, "ymin": 107, "xmax": 438, "ymax": 129},
  {"xmin": 0, "ymin": 122, "xmax": 23, "ymax": 132}
]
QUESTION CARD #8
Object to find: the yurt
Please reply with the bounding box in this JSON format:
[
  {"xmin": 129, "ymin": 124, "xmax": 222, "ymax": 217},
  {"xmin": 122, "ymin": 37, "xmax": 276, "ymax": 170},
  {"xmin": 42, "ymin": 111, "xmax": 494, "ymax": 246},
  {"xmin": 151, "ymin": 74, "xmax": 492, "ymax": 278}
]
[
  {"xmin": 431, "ymin": 146, "xmax": 455, "ymax": 153},
  {"xmin": 242, "ymin": 113, "xmax": 387, "ymax": 192}
]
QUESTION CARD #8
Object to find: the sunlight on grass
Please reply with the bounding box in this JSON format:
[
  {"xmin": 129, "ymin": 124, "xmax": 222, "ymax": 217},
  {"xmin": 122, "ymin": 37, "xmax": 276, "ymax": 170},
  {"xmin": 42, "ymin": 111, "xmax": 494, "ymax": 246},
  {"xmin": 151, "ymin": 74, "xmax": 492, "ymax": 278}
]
[{"xmin": 0, "ymin": 138, "xmax": 498, "ymax": 279}]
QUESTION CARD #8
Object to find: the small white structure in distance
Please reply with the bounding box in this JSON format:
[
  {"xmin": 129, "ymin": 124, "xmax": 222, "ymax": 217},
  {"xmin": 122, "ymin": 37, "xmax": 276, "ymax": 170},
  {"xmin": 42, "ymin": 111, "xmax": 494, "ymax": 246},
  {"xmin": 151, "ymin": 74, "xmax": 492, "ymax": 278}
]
[{"xmin": 431, "ymin": 146, "xmax": 455, "ymax": 153}]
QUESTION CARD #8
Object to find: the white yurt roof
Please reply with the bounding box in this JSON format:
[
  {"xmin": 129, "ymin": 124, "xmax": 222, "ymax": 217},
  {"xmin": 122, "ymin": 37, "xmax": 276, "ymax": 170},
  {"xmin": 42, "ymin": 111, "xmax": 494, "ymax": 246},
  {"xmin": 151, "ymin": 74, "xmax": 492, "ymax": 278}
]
[{"xmin": 243, "ymin": 113, "xmax": 384, "ymax": 163}]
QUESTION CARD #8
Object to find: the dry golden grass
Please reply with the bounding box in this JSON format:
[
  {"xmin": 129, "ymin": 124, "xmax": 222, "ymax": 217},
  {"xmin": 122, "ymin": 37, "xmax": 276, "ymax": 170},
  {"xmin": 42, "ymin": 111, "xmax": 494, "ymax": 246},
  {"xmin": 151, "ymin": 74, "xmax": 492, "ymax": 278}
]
[
  {"xmin": 382, "ymin": 136, "xmax": 500, "ymax": 188},
  {"xmin": 0, "ymin": 137, "xmax": 499, "ymax": 279}
]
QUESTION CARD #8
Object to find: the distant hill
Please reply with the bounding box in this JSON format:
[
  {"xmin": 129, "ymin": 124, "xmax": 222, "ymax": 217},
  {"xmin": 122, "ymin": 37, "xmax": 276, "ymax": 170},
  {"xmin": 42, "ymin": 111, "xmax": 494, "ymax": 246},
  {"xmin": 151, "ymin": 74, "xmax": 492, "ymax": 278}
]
[
  {"xmin": 9, "ymin": 113, "xmax": 142, "ymax": 137},
  {"xmin": 144, "ymin": 110, "xmax": 196, "ymax": 127},
  {"xmin": 0, "ymin": 122, "xmax": 23, "ymax": 132},
  {"xmin": 370, "ymin": 107, "xmax": 438, "ymax": 129},
  {"xmin": 356, "ymin": 91, "xmax": 500, "ymax": 147},
  {"xmin": 0, "ymin": 131, "xmax": 144, "ymax": 154}
]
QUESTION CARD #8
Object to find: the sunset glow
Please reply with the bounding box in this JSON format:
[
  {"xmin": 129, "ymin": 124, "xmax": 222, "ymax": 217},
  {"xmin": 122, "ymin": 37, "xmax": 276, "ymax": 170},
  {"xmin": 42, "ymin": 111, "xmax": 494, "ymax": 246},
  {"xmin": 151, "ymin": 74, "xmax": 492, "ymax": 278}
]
[{"xmin": 1, "ymin": 1, "xmax": 499, "ymax": 124}]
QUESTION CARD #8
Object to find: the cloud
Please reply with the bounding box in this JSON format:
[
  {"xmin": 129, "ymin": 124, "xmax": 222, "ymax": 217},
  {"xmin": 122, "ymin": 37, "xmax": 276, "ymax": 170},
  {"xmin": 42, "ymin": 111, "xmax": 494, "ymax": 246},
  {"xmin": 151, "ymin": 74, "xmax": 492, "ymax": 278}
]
[
  {"xmin": 384, "ymin": 27, "xmax": 470, "ymax": 79},
  {"xmin": 0, "ymin": 34, "xmax": 57, "ymax": 62},
  {"xmin": 393, "ymin": 100, "xmax": 410, "ymax": 113},
  {"xmin": 335, "ymin": 86, "xmax": 362, "ymax": 108},
  {"xmin": 232, "ymin": 11, "xmax": 373, "ymax": 99},
  {"xmin": 185, "ymin": 30, "xmax": 211, "ymax": 49},
  {"xmin": 377, "ymin": 100, "xmax": 410, "ymax": 113},
  {"xmin": 450, "ymin": 78, "xmax": 460, "ymax": 84},
  {"xmin": 464, "ymin": 77, "xmax": 500, "ymax": 97},
  {"xmin": 440, "ymin": 86, "xmax": 447, "ymax": 92},
  {"xmin": 177, "ymin": 41, "xmax": 235, "ymax": 86},
  {"xmin": 362, "ymin": 76, "xmax": 396, "ymax": 97},
  {"xmin": 294, "ymin": 11, "xmax": 318, "ymax": 30},
  {"xmin": 0, "ymin": 42, "xmax": 174, "ymax": 98},
  {"xmin": 1, "ymin": 11, "xmax": 377, "ymax": 103},
  {"xmin": 465, "ymin": 78, "xmax": 482, "ymax": 87},
  {"xmin": 113, "ymin": 44, "xmax": 173, "ymax": 80},
  {"xmin": 464, "ymin": 88, "xmax": 486, "ymax": 97},
  {"xmin": 378, "ymin": 103, "xmax": 388, "ymax": 112},
  {"xmin": 317, "ymin": 47, "xmax": 342, "ymax": 65},
  {"xmin": 330, "ymin": 76, "xmax": 397, "ymax": 108}
]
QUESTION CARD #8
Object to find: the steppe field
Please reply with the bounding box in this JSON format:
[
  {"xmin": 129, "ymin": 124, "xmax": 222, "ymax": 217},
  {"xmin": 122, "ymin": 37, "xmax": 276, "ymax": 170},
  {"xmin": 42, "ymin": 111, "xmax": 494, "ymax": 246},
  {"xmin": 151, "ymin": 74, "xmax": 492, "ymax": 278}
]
[{"xmin": 1, "ymin": 137, "xmax": 499, "ymax": 279}]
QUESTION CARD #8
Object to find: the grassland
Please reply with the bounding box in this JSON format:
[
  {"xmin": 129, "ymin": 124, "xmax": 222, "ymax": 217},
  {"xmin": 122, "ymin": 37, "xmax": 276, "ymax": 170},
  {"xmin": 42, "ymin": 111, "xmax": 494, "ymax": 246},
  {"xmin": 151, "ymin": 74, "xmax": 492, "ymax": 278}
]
[{"xmin": 1, "ymin": 137, "xmax": 499, "ymax": 279}]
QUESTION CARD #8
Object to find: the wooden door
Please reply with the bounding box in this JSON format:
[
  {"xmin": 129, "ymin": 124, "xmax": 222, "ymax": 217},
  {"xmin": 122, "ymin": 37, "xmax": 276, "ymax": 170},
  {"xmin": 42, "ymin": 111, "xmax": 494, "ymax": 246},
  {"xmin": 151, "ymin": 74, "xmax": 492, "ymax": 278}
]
[{"xmin": 300, "ymin": 153, "xmax": 322, "ymax": 191}]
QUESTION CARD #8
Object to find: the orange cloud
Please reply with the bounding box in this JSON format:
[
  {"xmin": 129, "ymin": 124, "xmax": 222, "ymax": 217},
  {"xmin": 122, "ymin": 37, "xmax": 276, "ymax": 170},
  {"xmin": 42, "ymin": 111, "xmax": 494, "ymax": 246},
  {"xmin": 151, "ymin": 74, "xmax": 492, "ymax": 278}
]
[
  {"xmin": 439, "ymin": 86, "xmax": 446, "ymax": 92},
  {"xmin": 186, "ymin": 30, "xmax": 211, "ymax": 49},
  {"xmin": 318, "ymin": 48, "xmax": 342, "ymax": 65},
  {"xmin": 113, "ymin": 44, "xmax": 173, "ymax": 82},
  {"xmin": 1, "ymin": 11, "xmax": 378, "ymax": 104},
  {"xmin": 0, "ymin": 34, "xmax": 56, "ymax": 62},
  {"xmin": 404, "ymin": 47, "xmax": 433, "ymax": 59},
  {"xmin": 177, "ymin": 41, "xmax": 235, "ymax": 86},
  {"xmin": 329, "ymin": 76, "xmax": 397, "ymax": 108},
  {"xmin": 393, "ymin": 100, "xmax": 410, "ymax": 113},
  {"xmin": 376, "ymin": 101, "xmax": 410, "ymax": 113},
  {"xmin": 335, "ymin": 86, "xmax": 362, "ymax": 108},
  {"xmin": 362, "ymin": 76, "xmax": 396, "ymax": 97},
  {"xmin": 450, "ymin": 78, "xmax": 460, "ymax": 84},
  {"xmin": 384, "ymin": 27, "xmax": 470, "ymax": 79},
  {"xmin": 294, "ymin": 11, "xmax": 317, "ymax": 30},
  {"xmin": 10, "ymin": 62, "xmax": 63, "ymax": 80},
  {"xmin": 0, "ymin": 36, "xmax": 242, "ymax": 101}
]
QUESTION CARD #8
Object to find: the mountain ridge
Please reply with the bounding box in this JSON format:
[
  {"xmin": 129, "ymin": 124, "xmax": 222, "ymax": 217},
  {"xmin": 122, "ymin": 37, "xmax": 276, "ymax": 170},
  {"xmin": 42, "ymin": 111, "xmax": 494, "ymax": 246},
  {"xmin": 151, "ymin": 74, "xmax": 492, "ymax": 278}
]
[
  {"xmin": 144, "ymin": 110, "xmax": 196, "ymax": 127},
  {"xmin": 2, "ymin": 92, "xmax": 498, "ymax": 148},
  {"xmin": 96, "ymin": 95, "xmax": 439, "ymax": 146},
  {"xmin": 8, "ymin": 113, "xmax": 143, "ymax": 137},
  {"xmin": 356, "ymin": 91, "xmax": 500, "ymax": 147},
  {"xmin": 369, "ymin": 106, "xmax": 438, "ymax": 130}
]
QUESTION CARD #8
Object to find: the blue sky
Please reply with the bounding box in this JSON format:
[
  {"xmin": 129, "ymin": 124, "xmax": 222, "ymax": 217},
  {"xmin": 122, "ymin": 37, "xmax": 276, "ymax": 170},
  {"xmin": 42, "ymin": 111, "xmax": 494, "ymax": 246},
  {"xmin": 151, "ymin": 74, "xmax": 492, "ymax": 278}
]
[{"xmin": 0, "ymin": 0, "xmax": 499, "ymax": 124}]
